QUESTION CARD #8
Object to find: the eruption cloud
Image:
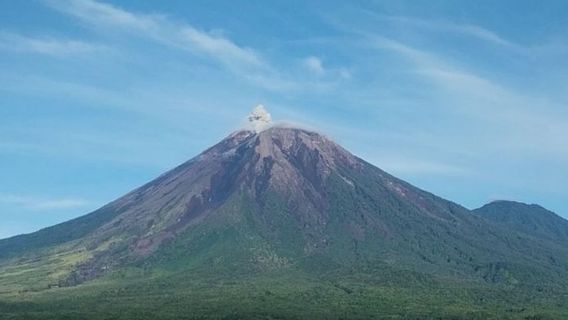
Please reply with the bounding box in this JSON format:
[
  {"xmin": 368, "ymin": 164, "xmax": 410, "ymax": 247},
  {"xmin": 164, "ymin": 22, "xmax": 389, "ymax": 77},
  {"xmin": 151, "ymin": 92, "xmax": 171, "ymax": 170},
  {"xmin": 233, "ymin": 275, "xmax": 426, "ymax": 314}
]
[{"xmin": 248, "ymin": 104, "xmax": 272, "ymax": 132}]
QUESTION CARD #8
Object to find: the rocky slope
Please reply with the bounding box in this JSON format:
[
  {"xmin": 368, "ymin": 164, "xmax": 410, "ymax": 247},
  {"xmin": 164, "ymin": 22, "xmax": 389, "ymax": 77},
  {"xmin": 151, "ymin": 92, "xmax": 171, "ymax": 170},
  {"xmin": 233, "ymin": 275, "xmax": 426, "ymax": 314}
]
[{"xmin": 2, "ymin": 125, "xmax": 568, "ymax": 291}]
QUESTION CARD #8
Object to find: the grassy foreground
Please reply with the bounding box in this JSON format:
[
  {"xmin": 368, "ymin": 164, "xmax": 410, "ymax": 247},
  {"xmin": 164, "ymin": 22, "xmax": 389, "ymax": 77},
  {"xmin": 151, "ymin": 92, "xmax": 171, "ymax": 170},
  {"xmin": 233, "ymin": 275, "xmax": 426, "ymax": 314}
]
[{"xmin": 1, "ymin": 269, "xmax": 566, "ymax": 320}]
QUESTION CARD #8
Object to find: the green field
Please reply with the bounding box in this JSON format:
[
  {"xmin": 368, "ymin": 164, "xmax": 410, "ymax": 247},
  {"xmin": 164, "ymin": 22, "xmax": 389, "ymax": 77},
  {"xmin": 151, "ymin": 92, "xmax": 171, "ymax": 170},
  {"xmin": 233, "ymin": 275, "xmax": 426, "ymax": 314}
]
[{"xmin": 1, "ymin": 263, "xmax": 567, "ymax": 320}]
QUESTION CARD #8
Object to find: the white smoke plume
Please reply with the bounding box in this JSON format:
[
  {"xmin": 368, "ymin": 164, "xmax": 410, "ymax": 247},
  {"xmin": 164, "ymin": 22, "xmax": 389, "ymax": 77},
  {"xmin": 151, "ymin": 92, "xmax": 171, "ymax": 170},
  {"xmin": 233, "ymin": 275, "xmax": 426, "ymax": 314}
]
[{"xmin": 248, "ymin": 104, "xmax": 272, "ymax": 132}]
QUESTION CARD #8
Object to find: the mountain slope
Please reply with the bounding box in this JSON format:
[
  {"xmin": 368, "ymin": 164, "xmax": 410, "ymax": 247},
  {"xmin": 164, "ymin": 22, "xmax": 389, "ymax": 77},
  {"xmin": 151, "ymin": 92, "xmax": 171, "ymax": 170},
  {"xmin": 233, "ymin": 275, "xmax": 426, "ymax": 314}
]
[
  {"xmin": 2, "ymin": 127, "xmax": 568, "ymax": 284},
  {"xmin": 474, "ymin": 200, "xmax": 568, "ymax": 243},
  {"xmin": 1, "ymin": 126, "xmax": 568, "ymax": 319}
]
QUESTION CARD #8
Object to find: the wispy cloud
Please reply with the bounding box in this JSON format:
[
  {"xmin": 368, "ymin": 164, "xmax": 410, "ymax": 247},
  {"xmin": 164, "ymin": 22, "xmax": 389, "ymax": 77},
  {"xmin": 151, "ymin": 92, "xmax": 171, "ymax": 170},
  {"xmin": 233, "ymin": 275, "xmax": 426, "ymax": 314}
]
[
  {"xmin": 382, "ymin": 16, "xmax": 515, "ymax": 48},
  {"xmin": 42, "ymin": 0, "xmax": 351, "ymax": 92},
  {"xmin": 0, "ymin": 31, "xmax": 107, "ymax": 56},
  {"xmin": 302, "ymin": 55, "xmax": 351, "ymax": 80},
  {"xmin": 366, "ymin": 35, "xmax": 568, "ymax": 159},
  {"xmin": 303, "ymin": 56, "xmax": 325, "ymax": 75},
  {"xmin": 368, "ymin": 14, "xmax": 568, "ymax": 60},
  {"xmin": 0, "ymin": 193, "xmax": 90, "ymax": 210},
  {"xmin": 43, "ymin": 0, "xmax": 284, "ymax": 87}
]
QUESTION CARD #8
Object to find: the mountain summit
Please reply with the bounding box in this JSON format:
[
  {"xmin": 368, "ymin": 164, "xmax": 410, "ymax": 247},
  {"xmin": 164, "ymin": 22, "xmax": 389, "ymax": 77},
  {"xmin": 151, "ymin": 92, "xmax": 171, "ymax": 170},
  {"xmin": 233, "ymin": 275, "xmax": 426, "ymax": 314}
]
[
  {"xmin": 474, "ymin": 200, "xmax": 568, "ymax": 243},
  {"xmin": 1, "ymin": 108, "xmax": 568, "ymax": 318}
]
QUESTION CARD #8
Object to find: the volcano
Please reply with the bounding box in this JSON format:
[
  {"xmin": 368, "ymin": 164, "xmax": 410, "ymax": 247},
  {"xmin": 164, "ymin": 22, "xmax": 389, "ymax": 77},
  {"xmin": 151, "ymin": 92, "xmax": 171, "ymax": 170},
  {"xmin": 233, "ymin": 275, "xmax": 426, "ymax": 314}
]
[{"xmin": 1, "ymin": 107, "xmax": 568, "ymax": 319}]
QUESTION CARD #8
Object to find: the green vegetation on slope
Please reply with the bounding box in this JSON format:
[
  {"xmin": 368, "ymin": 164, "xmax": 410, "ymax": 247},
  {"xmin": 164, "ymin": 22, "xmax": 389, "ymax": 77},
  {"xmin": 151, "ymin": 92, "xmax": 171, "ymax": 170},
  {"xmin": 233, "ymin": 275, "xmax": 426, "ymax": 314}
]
[
  {"xmin": 2, "ymin": 128, "xmax": 568, "ymax": 319},
  {"xmin": 0, "ymin": 206, "xmax": 121, "ymax": 260}
]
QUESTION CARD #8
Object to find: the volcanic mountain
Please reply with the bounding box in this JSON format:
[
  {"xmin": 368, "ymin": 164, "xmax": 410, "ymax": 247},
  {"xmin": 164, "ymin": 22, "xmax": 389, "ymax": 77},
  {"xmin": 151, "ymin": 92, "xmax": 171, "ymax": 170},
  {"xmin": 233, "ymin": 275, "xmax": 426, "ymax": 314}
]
[{"xmin": 1, "ymin": 109, "xmax": 568, "ymax": 319}]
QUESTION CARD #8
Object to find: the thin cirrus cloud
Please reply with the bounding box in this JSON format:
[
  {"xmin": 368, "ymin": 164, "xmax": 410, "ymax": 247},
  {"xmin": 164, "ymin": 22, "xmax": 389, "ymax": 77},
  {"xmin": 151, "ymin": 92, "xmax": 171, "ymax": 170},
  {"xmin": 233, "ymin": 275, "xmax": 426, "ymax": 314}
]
[
  {"xmin": 42, "ymin": 0, "xmax": 263, "ymax": 68},
  {"xmin": 42, "ymin": 0, "xmax": 291, "ymax": 90},
  {"xmin": 0, "ymin": 30, "xmax": 107, "ymax": 57},
  {"xmin": 380, "ymin": 15, "xmax": 568, "ymax": 57},
  {"xmin": 42, "ymin": 0, "xmax": 350, "ymax": 92},
  {"xmin": 301, "ymin": 56, "xmax": 351, "ymax": 80},
  {"xmin": 303, "ymin": 56, "xmax": 326, "ymax": 75},
  {"xmin": 380, "ymin": 16, "xmax": 516, "ymax": 48},
  {"xmin": 0, "ymin": 193, "xmax": 91, "ymax": 210},
  {"xmin": 366, "ymin": 34, "xmax": 568, "ymax": 160}
]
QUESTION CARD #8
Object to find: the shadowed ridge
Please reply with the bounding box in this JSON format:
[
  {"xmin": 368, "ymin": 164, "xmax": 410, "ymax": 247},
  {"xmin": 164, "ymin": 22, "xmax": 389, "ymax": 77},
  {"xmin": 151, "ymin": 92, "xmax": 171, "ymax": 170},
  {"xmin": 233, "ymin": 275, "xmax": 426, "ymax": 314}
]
[{"xmin": 474, "ymin": 200, "xmax": 568, "ymax": 243}]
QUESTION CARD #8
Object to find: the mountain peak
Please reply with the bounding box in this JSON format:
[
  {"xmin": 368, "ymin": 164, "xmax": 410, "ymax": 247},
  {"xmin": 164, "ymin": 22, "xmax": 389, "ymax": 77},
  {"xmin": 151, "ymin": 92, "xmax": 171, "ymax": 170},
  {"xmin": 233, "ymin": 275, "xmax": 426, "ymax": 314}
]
[
  {"xmin": 483, "ymin": 200, "xmax": 545, "ymax": 211},
  {"xmin": 474, "ymin": 200, "xmax": 568, "ymax": 242},
  {"xmin": 5, "ymin": 115, "xmax": 568, "ymax": 295}
]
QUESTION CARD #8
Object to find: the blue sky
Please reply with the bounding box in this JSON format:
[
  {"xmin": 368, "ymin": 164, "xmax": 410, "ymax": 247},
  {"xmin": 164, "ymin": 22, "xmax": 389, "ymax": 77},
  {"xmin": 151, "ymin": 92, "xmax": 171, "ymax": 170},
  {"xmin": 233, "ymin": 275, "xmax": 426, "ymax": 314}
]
[{"xmin": 1, "ymin": 0, "xmax": 568, "ymax": 239}]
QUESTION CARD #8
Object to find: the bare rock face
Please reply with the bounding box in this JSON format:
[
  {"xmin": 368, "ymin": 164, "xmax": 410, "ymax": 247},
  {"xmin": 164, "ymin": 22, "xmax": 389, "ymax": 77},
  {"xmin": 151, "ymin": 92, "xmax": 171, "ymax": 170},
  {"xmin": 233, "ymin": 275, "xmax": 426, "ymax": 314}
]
[
  {"xmin": 57, "ymin": 127, "xmax": 490, "ymax": 282},
  {"xmin": 55, "ymin": 126, "xmax": 392, "ymax": 283},
  {"xmin": 93, "ymin": 127, "xmax": 357, "ymax": 247}
]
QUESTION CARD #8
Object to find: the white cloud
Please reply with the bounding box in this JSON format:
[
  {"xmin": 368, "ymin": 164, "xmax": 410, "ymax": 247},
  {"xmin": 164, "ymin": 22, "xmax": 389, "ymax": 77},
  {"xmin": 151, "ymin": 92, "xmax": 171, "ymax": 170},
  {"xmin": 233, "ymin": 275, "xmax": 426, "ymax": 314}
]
[
  {"xmin": 0, "ymin": 31, "xmax": 106, "ymax": 56},
  {"xmin": 371, "ymin": 14, "xmax": 568, "ymax": 62},
  {"xmin": 42, "ymin": 0, "xmax": 352, "ymax": 92},
  {"xmin": 181, "ymin": 27, "xmax": 264, "ymax": 70},
  {"xmin": 44, "ymin": 0, "xmax": 268, "ymax": 76},
  {"xmin": 301, "ymin": 55, "xmax": 351, "ymax": 82},
  {"xmin": 303, "ymin": 56, "xmax": 325, "ymax": 75},
  {"xmin": 368, "ymin": 35, "xmax": 568, "ymax": 157},
  {"xmin": 248, "ymin": 104, "xmax": 272, "ymax": 132},
  {"xmin": 383, "ymin": 16, "xmax": 515, "ymax": 48},
  {"xmin": 0, "ymin": 193, "xmax": 90, "ymax": 210}
]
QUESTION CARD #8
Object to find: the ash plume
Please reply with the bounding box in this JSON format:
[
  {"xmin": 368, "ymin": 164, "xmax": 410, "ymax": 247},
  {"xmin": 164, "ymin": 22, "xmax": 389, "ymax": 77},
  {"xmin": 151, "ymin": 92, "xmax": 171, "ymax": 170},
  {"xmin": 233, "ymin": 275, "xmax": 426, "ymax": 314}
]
[{"xmin": 248, "ymin": 104, "xmax": 272, "ymax": 132}]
